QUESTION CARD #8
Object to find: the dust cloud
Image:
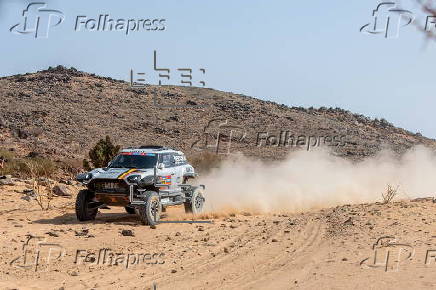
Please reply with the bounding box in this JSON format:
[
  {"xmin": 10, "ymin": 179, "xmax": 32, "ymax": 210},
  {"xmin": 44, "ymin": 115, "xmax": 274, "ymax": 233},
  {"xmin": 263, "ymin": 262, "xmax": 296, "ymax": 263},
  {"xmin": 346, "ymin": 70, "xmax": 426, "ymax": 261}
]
[{"xmin": 199, "ymin": 146, "xmax": 436, "ymax": 213}]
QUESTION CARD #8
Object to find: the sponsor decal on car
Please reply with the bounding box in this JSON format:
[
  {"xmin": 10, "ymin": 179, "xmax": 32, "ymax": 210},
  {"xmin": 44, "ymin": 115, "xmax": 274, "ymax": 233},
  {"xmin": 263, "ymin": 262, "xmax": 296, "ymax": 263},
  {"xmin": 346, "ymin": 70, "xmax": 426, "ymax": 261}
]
[
  {"xmin": 118, "ymin": 168, "xmax": 139, "ymax": 179},
  {"xmin": 120, "ymin": 152, "xmax": 156, "ymax": 156},
  {"xmin": 158, "ymin": 175, "xmax": 171, "ymax": 185}
]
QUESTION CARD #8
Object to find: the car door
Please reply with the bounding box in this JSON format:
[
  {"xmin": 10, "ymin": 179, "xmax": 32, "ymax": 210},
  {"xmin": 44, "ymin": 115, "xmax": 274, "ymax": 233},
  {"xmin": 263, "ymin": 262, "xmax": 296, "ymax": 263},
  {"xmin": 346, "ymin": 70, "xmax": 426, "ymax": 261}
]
[
  {"xmin": 157, "ymin": 153, "xmax": 176, "ymax": 192},
  {"xmin": 168, "ymin": 153, "xmax": 184, "ymax": 191},
  {"xmin": 172, "ymin": 152, "xmax": 186, "ymax": 184}
]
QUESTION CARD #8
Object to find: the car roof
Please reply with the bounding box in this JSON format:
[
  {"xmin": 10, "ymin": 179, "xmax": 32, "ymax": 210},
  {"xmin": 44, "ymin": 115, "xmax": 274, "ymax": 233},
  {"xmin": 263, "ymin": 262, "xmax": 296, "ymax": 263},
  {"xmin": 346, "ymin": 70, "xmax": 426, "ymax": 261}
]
[{"xmin": 120, "ymin": 148, "xmax": 183, "ymax": 154}]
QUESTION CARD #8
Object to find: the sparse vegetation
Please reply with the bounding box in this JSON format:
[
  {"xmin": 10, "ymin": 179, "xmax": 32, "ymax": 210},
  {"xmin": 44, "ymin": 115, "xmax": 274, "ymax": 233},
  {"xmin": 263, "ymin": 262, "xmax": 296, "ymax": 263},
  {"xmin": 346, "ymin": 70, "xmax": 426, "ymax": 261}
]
[
  {"xmin": 0, "ymin": 148, "xmax": 57, "ymax": 178},
  {"xmin": 0, "ymin": 149, "xmax": 15, "ymax": 172},
  {"xmin": 382, "ymin": 184, "xmax": 399, "ymax": 204},
  {"xmin": 1, "ymin": 67, "xmax": 434, "ymax": 164},
  {"xmin": 24, "ymin": 161, "xmax": 55, "ymax": 210},
  {"xmin": 58, "ymin": 158, "xmax": 83, "ymax": 179},
  {"xmin": 83, "ymin": 136, "xmax": 120, "ymax": 171}
]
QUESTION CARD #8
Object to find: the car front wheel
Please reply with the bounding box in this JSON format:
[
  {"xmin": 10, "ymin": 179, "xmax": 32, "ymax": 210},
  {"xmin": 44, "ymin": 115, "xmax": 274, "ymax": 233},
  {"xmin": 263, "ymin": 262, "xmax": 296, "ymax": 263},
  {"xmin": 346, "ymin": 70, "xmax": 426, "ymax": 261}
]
[
  {"xmin": 184, "ymin": 187, "xmax": 205, "ymax": 214},
  {"xmin": 137, "ymin": 191, "xmax": 161, "ymax": 226},
  {"xmin": 75, "ymin": 189, "xmax": 98, "ymax": 221}
]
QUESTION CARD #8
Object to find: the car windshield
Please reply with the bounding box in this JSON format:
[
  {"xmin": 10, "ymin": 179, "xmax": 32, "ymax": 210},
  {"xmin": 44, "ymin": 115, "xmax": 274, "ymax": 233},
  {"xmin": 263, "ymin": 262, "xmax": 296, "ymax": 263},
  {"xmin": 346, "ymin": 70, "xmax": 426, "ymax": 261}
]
[{"xmin": 109, "ymin": 154, "xmax": 157, "ymax": 169}]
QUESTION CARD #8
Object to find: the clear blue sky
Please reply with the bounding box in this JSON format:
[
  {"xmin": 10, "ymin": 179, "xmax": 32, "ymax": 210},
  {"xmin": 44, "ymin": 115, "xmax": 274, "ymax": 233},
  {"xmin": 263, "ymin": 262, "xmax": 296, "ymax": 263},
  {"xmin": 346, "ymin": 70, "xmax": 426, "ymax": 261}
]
[{"xmin": 1, "ymin": 0, "xmax": 435, "ymax": 138}]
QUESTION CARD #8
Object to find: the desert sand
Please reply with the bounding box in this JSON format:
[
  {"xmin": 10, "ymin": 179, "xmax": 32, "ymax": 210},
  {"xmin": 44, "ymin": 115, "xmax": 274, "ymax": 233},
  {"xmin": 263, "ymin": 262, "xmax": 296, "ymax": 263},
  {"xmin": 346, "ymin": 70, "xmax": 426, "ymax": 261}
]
[{"xmin": 1, "ymin": 181, "xmax": 436, "ymax": 290}]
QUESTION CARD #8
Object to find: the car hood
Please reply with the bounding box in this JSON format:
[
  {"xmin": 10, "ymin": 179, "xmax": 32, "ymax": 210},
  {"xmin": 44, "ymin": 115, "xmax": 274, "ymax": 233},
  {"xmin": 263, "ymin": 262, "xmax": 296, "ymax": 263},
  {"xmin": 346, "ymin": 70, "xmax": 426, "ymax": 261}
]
[{"xmin": 89, "ymin": 167, "xmax": 154, "ymax": 180}]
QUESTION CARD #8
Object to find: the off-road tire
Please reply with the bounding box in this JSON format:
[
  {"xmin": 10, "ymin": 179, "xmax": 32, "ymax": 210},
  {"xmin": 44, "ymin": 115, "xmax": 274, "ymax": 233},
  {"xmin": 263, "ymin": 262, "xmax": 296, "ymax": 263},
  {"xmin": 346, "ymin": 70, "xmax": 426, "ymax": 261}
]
[
  {"xmin": 75, "ymin": 189, "xmax": 98, "ymax": 221},
  {"xmin": 125, "ymin": 206, "xmax": 136, "ymax": 214},
  {"xmin": 137, "ymin": 191, "xmax": 161, "ymax": 226},
  {"xmin": 184, "ymin": 187, "xmax": 205, "ymax": 214}
]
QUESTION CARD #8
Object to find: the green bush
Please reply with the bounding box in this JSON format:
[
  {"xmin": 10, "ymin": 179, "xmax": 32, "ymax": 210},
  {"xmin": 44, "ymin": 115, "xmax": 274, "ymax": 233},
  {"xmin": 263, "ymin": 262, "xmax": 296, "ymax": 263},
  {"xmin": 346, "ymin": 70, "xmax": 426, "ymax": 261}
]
[{"xmin": 83, "ymin": 136, "xmax": 120, "ymax": 170}]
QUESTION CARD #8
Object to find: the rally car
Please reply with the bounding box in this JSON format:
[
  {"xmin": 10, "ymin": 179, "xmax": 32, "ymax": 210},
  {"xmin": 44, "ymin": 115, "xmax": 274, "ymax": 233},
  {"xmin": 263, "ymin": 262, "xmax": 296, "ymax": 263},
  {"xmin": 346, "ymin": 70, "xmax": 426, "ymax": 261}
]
[{"xmin": 75, "ymin": 145, "xmax": 205, "ymax": 225}]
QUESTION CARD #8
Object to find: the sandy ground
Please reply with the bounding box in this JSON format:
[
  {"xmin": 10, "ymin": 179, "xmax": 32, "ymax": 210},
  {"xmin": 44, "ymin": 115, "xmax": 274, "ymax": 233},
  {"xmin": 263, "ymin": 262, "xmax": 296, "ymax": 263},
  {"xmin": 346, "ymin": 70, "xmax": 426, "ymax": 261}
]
[{"xmin": 2, "ymin": 182, "xmax": 436, "ymax": 290}]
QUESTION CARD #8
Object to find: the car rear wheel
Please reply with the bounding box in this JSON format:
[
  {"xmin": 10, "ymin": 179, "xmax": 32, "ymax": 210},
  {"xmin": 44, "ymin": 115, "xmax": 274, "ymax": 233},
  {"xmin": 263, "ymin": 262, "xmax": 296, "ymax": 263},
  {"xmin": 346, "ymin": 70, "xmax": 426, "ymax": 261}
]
[
  {"xmin": 137, "ymin": 191, "xmax": 161, "ymax": 226},
  {"xmin": 75, "ymin": 189, "xmax": 98, "ymax": 221}
]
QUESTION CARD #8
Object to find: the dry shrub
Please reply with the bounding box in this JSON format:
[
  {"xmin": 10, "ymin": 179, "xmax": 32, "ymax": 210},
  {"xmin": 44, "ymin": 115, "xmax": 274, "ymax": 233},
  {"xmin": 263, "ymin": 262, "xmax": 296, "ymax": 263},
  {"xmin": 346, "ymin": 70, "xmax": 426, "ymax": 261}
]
[
  {"xmin": 0, "ymin": 148, "xmax": 16, "ymax": 161},
  {"xmin": 0, "ymin": 148, "xmax": 58, "ymax": 210},
  {"xmin": 0, "ymin": 148, "xmax": 57, "ymax": 178},
  {"xmin": 382, "ymin": 184, "xmax": 399, "ymax": 204},
  {"xmin": 0, "ymin": 148, "xmax": 17, "ymax": 175},
  {"xmin": 59, "ymin": 158, "xmax": 83, "ymax": 178},
  {"xmin": 24, "ymin": 161, "xmax": 55, "ymax": 210},
  {"xmin": 18, "ymin": 158, "xmax": 57, "ymax": 178}
]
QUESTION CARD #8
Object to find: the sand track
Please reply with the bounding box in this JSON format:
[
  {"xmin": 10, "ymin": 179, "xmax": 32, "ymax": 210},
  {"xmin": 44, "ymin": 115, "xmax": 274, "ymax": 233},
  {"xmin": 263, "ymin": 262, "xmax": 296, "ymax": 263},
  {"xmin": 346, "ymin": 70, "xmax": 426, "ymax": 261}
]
[{"xmin": 2, "ymin": 183, "xmax": 436, "ymax": 289}]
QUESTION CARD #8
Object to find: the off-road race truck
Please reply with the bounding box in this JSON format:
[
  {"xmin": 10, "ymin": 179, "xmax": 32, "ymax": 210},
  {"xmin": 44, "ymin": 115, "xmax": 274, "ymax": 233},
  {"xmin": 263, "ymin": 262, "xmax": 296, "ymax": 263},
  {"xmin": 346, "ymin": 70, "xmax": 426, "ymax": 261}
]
[{"xmin": 75, "ymin": 146, "xmax": 205, "ymax": 225}]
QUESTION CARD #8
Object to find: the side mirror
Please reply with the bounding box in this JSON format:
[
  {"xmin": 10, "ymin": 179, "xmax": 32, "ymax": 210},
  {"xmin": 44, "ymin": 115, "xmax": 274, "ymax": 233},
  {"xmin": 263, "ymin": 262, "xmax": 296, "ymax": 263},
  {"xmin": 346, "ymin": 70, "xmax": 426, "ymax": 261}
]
[
  {"xmin": 157, "ymin": 163, "xmax": 165, "ymax": 170},
  {"xmin": 107, "ymin": 161, "xmax": 112, "ymax": 167}
]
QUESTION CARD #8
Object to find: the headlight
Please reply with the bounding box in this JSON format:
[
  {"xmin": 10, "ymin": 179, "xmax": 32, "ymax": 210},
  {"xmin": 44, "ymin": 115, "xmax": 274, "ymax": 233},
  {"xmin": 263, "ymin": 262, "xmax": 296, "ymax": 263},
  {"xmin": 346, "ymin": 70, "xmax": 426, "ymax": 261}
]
[
  {"xmin": 77, "ymin": 172, "xmax": 92, "ymax": 182},
  {"xmin": 126, "ymin": 175, "xmax": 141, "ymax": 184},
  {"xmin": 138, "ymin": 175, "xmax": 155, "ymax": 187}
]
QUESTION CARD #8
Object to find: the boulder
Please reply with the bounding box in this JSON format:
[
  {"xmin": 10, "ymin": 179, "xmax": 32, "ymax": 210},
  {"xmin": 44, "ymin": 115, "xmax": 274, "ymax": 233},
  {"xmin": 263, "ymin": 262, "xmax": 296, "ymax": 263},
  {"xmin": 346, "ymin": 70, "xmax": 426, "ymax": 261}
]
[
  {"xmin": 59, "ymin": 179, "xmax": 73, "ymax": 185},
  {"xmin": 21, "ymin": 189, "xmax": 36, "ymax": 201},
  {"xmin": 0, "ymin": 177, "xmax": 15, "ymax": 186},
  {"xmin": 52, "ymin": 185, "xmax": 72, "ymax": 197}
]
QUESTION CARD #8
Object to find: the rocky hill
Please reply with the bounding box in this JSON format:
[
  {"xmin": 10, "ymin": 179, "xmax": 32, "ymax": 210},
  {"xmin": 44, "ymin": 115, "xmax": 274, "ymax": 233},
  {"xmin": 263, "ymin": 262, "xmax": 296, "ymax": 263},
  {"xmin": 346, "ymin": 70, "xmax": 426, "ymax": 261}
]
[{"xmin": 0, "ymin": 66, "xmax": 434, "ymax": 163}]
